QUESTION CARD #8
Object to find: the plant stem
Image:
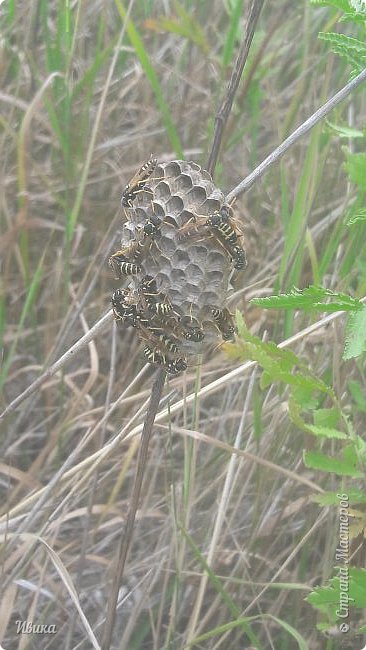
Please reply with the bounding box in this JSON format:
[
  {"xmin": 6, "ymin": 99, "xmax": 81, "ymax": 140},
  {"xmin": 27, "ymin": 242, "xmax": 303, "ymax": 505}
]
[
  {"xmin": 101, "ymin": 367, "xmax": 166, "ymax": 650},
  {"xmin": 207, "ymin": 0, "xmax": 265, "ymax": 176}
]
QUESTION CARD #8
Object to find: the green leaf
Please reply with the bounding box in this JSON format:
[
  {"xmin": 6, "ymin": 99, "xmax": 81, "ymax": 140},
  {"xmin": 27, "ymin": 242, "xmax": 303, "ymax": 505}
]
[
  {"xmin": 308, "ymin": 569, "xmax": 366, "ymax": 628},
  {"xmin": 303, "ymin": 449, "xmax": 363, "ymax": 476},
  {"xmin": 326, "ymin": 120, "xmax": 364, "ymax": 138},
  {"xmin": 312, "ymin": 489, "xmax": 366, "ymax": 505},
  {"xmin": 310, "ymin": 0, "xmax": 351, "ymax": 10},
  {"xmin": 313, "ymin": 408, "xmax": 341, "ymax": 428},
  {"xmin": 344, "ymin": 151, "xmax": 366, "ymax": 189},
  {"xmin": 250, "ymin": 285, "xmax": 363, "ymax": 312},
  {"xmin": 318, "ymin": 32, "xmax": 366, "ymax": 73},
  {"xmin": 349, "ymin": 0, "xmax": 366, "ymax": 12},
  {"xmin": 319, "ymin": 32, "xmax": 366, "ymax": 54},
  {"xmin": 346, "ymin": 207, "xmax": 366, "ymax": 226},
  {"xmin": 305, "ymin": 425, "xmax": 348, "ymax": 440},
  {"xmin": 348, "ymin": 380, "xmax": 366, "ymax": 412},
  {"xmin": 230, "ymin": 320, "xmax": 333, "ymax": 397},
  {"xmin": 263, "ymin": 616, "xmax": 309, "ymax": 650},
  {"xmin": 343, "ymin": 307, "xmax": 366, "ymax": 359}
]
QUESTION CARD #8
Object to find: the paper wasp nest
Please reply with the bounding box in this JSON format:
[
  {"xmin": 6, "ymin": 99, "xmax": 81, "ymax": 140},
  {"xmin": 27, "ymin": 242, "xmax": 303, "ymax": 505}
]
[{"xmin": 110, "ymin": 159, "xmax": 247, "ymax": 374}]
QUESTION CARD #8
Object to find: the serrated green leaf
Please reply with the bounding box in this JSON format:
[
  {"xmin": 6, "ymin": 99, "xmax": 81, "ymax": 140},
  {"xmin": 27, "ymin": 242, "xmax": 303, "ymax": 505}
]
[
  {"xmin": 306, "ymin": 584, "xmax": 340, "ymax": 609},
  {"xmin": 319, "ymin": 32, "xmax": 366, "ymax": 53},
  {"xmin": 343, "ymin": 307, "xmax": 366, "ymax": 359},
  {"xmin": 303, "ymin": 450, "xmax": 363, "ymax": 476},
  {"xmin": 250, "ymin": 285, "xmax": 363, "ymax": 312},
  {"xmin": 318, "ymin": 31, "xmax": 366, "ymax": 72},
  {"xmin": 231, "ymin": 321, "xmax": 333, "ymax": 397},
  {"xmin": 306, "ymin": 425, "xmax": 348, "ymax": 439}
]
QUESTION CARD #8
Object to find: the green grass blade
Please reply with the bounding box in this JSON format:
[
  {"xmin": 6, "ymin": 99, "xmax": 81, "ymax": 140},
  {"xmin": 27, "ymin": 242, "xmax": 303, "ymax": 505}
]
[
  {"xmin": 114, "ymin": 0, "xmax": 183, "ymax": 157},
  {"xmin": 222, "ymin": 0, "xmax": 245, "ymax": 67},
  {"xmin": 181, "ymin": 526, "xmax": 261, "ymax": 647},
  {"xmin": 0, "ymin": 255, "xmax": 45, "ymax": 390}
]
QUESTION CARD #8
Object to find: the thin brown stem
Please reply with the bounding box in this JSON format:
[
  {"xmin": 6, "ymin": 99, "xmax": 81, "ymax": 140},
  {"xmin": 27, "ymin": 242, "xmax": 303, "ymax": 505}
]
[
  {"xmin": 101, "ymin": 367, "xmax": 166, "ymax": 650},
  {"xmin": 207, "ymin": 0, "xmax": 265, "ymax": 176}
]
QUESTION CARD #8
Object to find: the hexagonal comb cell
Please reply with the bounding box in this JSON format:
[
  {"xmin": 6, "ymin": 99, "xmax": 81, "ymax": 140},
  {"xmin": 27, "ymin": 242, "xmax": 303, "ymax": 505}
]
[{"xmin": 112, "ymin": 159, "xmax": 247, "ymax": 369}]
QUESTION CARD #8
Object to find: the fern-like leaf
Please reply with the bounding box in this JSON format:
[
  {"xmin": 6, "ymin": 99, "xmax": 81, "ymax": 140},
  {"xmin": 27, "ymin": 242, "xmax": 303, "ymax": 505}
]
[
  {"xmin": 318, "ymin": 32, "xmax": 366, "ymax": 71},
  {"xmin": 250, "ymin": 285, "xmax": 363, "ymax": 312},
  {"xmin": 231, "ymin": 312, "xmax": 333, "ymax": 396}
]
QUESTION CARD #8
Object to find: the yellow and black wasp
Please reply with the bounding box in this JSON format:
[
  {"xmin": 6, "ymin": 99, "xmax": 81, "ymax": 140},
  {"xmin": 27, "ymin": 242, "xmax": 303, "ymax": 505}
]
[
  {"xmin": 230, "ymin": 244, "xmax": 247, "ymax": 270},
  {"xmin": 138, "ymin": 322, "xmax": 180, "ymax": 356},
  {"xmin": 109, "ymin": 213, "xmax": 162, "ymax": 279},
  {"xmin": 178, "ymin": 203, "xmax": 247, "ymax": 271},
  {"xmin": 138, "ymin": 274, "xmax": 173, "ymax": 315},
  {"xmin": 206, "ymin": 205, "xmax": 247, "ymax": 270},
  {"xmin": 206, "ymin": 205, "xmax": 238, "ymax": 245},
  {"xmin": 111, "ymin": 288, "xmax": 139, "ymax": 327},
  {"xmin": 121, "ymin": 155, "xmax": 157, "ymax": 208},
  {"xmin": 211, "ymin": 307, "xmax": 236, "ymax": 341},
  {"xmin": 179, "ymin": 314, "xmax": 205, "ymax": 342},
  {"xmin": 143, "ymin": 345, "xmax": 187, "ymax": 375}
]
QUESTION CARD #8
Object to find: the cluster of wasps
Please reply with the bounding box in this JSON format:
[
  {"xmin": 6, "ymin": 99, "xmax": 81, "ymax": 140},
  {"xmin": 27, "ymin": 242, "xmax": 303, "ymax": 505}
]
[{"xmin": 109, "ymin": 156, "xmax": 246, "ymax": 375}]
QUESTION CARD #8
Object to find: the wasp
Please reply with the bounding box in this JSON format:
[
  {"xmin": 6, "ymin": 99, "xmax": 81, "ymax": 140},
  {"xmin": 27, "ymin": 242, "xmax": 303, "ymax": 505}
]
[
  {"xmin": 138, "ymin": 323, "xmax": 180, "ymax": 355},
  {"xmin": 143, "ymin": 345, "xmax": 187, "ymax": 375},
  {"xmin": 109, "ymin": 214, "xmax": 162, "ymax": 280},
  {"xmin": 111, "ymin": 288, "xmax": 139, "ymax": 326},
  {"xmin": 212, "ymin": 307, "xmax": 236, "ymax": 341},
  {"xmin": 180, "ymin": 314, "xmax": 205, "ymax": 342},
  {"xmin": 206, "ymin": 205, "xmax": 238, "ymax": 245},
  {"xmin": 160, "ymin": 312, "xmax": 204, "ymax": 343},
  {"xmin": 121, "ymin": 155, "xmax": 158, "ymax": 207},
  {"xmin": 109, "ymin": 257, "xmax": 141, "ymax": 278},
  {"xmin": 165, "ymin": 357, "xmax": 188, "ymax": 375},
  {"xmin": 230, "ymin": 244, "xmax": 247, "ymax": 270},
  {"xmin": 206, "ymin": 208, "xmax": 247, "ymax": 271},
  {"xmin": 143, "ymin": 213, "xmax": 162, "ymax": 237},
  {"xmin": 138, "ymin": 274, "xmax": 172, "ymax": 315},
  {"xmin": 109, "ymin": 256, "xmax": 140, "ymax": 278},
  {"xmin": 177, "ymin": 205, "xmax": 246, "ymax": 271}
]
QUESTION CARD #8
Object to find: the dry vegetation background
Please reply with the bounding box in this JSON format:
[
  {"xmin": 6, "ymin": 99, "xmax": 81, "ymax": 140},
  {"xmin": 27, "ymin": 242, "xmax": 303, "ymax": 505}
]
[{"xmin": 1, "ymin": 1, "xmax": 366, "ymax": 649}]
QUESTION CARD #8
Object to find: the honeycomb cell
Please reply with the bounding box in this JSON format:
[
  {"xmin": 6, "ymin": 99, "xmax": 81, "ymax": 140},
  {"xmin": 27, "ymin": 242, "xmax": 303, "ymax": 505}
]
[{"xmin": 154, "ymin": 181, "xmax": 171, "ymax": 200}]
